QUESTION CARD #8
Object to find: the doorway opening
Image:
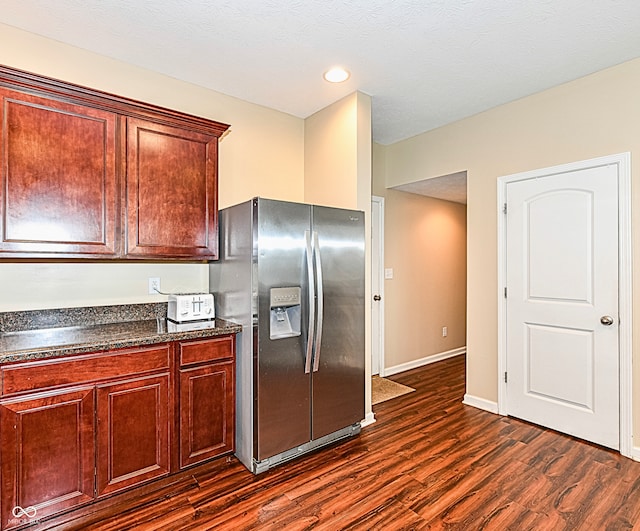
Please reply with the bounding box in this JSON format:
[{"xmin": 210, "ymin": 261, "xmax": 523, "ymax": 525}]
[{"xmin": 371, "ymin": 172, "xmax": 468, "ymax": 379}]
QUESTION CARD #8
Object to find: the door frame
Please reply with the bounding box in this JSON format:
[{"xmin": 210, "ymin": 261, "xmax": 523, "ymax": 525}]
[
  {"xmin": 497, "ymin": 152, "xmax": 632, "ymax": 457},
  {"xmin": 371, "ymin": 196, "xmax": 386, "ymax": 376}
]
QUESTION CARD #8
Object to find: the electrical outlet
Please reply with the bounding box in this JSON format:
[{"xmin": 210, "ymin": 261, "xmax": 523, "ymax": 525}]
[
  {"xmin": 442, "ymin": 326, "xmax": 448, "ymax": 337},
  {"xmin": 148, "ymin": 277, "xmax": 161, "ymax": 295}
]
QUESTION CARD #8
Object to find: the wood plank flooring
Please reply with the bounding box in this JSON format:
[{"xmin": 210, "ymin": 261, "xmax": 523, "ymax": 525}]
[{"xmin": 32, "ymin": 355, "xmax": 640, "ymax": 530}]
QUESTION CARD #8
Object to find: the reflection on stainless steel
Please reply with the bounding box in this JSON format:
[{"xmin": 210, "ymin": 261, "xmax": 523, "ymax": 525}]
[{"xmin": 210, "ymin": 198, "xmax": 365, "ymax": 474}]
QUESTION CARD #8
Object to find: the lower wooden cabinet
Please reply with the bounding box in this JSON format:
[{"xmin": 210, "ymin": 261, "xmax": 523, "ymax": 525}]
[
  {"xmin": 96, "ymin": 373, "xmax": 171, "ymax": 497},
  {"xmin": 0, "ymin": 387, "xmax": 95, "ymax": 530},
  {"xmin": 179, "ymin": 361, "xmax": 234, "ymax": 468},
  {"xmin": 0, "ymin": 335, "xmax": 235, "ymax": 530}
]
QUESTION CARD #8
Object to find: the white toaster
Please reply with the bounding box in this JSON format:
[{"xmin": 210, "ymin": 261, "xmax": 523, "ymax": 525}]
[{"xmin": 167, "ymin": 293, "xmax": 215, "ymax": 323}]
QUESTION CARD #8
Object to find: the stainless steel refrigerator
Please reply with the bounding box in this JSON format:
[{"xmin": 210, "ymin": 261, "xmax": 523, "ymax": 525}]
[{"xmin": 209, "ymin": 198, "xmax": 365, "ymax": 474}]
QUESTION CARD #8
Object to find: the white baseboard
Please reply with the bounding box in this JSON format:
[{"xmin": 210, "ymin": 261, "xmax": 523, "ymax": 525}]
[
  {"xmin": 629, "ymin": 446, "xmax": 640, "ymax": 462},
  {"xmin": 361, "ymin": 411, "xmax": 376, "ymax": 428},
  {"xmin": 462, "ymin": 393, "xmax": 499, "ymax": 414},
  {"xmin": 382, "ymin": 347, "xmax": 466, "ymax": 377}
]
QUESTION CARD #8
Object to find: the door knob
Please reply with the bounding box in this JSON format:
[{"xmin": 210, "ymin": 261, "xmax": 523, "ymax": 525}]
[
  {"xmin": 600, "ymin": 315, "xmax": 614, "ymax": 326},
  {"xmin": 373, "ymin": 295, "xmax": 381, "ymax": 301}
]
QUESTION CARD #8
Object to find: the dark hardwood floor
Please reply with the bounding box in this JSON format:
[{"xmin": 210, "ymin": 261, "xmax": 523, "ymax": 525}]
[{"xmin": 33, "ymin": 355, "xmax": 640, "ymax": 530}]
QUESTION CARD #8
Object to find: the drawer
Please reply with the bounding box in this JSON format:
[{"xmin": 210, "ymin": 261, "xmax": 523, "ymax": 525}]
[
  {"xmin": 1, "ymin": 344, "xmax": 171, "ymax": 396},
  {"xmin": 179, "ymin": 336, "xmax": 234, "ymax": 367}
]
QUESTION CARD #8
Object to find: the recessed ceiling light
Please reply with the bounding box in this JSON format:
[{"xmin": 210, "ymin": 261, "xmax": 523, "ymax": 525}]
[{"xmin": 323, "ymin": 67, "xmax": 350, "ymax": 83}]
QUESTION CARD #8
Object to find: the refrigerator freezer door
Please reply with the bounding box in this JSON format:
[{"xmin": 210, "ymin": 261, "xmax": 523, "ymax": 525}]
[
  {"xmin": 255, "ymin": 199, "xmax": 313, "ymax": 460},
  {"xmin": 310, "ymin": 206, "xmax": 365, "ymax": 440}
]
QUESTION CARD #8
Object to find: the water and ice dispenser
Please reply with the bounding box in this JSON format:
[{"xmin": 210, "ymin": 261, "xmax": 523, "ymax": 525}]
[{"xmin": 269, "ymin": 286, "xmax": 301, "ymax": 339}]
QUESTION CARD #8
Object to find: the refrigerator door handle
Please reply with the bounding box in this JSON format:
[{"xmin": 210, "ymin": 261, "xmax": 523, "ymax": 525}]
[
  {"xmin": 312, "ymin": 231, "xmax": 324, "ymax": 372},
  {"xmin": 304, "ymin": 230, "xmax": 315, "ymax": 374}
]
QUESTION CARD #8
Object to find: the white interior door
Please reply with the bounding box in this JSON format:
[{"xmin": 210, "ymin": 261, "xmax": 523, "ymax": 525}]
[
  {"xmin": 371, "ymin": 196, "xmax": 384, "ymax": 376},
  {"xmin": 505, "ymin": 163, "xmax": 620, "ymax": 449}
]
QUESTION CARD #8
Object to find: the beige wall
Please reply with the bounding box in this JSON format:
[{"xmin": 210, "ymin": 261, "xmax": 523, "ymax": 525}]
[
  {"xmin": 373, "ymin": 144, "xmax": 467, "ymax": 371},
  {"xmin": 384, "ymin": 58, "xmax": 640, "ymax": 438},
  {"xmin": 0, "ymin": 23, "xmax": 304, "ymax": 311},
  {"xmin": 305, "ymin": 93, "xmax": 358, "ymax": 208},
  {"xmin": 384, "ymin": 191, "xmax": 466, "ymax": 368}
]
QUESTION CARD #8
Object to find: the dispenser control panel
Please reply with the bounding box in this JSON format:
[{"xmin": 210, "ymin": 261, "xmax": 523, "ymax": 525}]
[
  {"xmin": 269, "ymin": 287, "xmax": 301, "ymax": 339},
  {"xmin": 270, "ymin": 286, "xmax": 301, "ymax": 307}
]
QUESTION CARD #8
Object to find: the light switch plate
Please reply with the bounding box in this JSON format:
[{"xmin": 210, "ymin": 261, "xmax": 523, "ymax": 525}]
[{"xmin": 384, "ymin": 268, "xmax": 394, "ymax": 280}]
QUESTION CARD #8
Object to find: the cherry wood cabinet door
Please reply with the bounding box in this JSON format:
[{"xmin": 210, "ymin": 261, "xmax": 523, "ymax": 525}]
[
  {"xmin": 179, "ymin": 361, "xmax": 235, "ymax": 468},
  {"xmin": 0, "ymin": 387, "xmax": 95, "ymax": 530},
  {"xmin": 126, "ymin": 118, "xmax": 219, "ymax": 259},
  {"xmin": 96, "ymin": 373, "xmax": 171, "ymax": 497},
  {"xmin": 0, "ymin": 87, "xmax": 119, "ymax": 257}
]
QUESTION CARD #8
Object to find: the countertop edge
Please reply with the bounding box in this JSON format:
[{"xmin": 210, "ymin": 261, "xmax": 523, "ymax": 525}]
[{"xmin": 0, "ymin": 319, "xmax": 243, "ymax": 365}]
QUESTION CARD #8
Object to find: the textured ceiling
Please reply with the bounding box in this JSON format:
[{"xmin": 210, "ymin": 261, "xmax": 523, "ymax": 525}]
[{"xmin": 2, "ymin": 0, "xmax": 640, "ymax": 147}]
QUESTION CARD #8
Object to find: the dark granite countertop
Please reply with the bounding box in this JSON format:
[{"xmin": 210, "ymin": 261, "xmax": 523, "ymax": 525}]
[{"xmin": 0, "ymin": 303, "xmax": 242, "ymax": 364}]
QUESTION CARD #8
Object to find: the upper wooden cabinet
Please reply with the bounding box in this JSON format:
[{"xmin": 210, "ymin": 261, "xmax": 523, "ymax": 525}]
[
  {"xmin": 0, "ymin": 87, "xmax": 119, "ymax": 257},
  {"xmin": 126, "ymin": 118, "xmax": 219, "ymax": 258},
  {"xmin": 0, "ymin": 65, "xmax": 229, "ymax": 260}
]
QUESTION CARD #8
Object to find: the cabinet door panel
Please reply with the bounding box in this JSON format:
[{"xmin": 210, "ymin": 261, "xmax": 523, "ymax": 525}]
[
  {"xmin": 96, "ymin": 374, "xmax": 170, "ymax": 497},
  {"xmin": 126, "ymin": 118, "xmax": 219, "ymax": 259},
  {"xmin": 0, "ymin": 387, "xmax": 95, "ymax": 530},
  {"xmin": 180, "ymin": 361, "xmax": 234, "ymax": 468},
  {"xmin": 0, "ymin": 88, "xmax": 118, "ymax": 257}
]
